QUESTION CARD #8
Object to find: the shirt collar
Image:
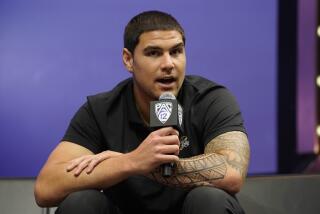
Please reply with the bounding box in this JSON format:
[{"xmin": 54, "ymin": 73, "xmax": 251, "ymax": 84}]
[{"xmin": 125, "ymin": 81, "xmax": 146, "ymax": 126}]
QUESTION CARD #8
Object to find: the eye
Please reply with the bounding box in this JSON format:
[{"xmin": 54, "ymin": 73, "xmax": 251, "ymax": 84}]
[
  {"xmin": 170, "ymin": 47, "xmax": 183, "ymax": 56},
  {"xmin": 145, "ymin": 50, "xmax": 162, "ymax": 57}
]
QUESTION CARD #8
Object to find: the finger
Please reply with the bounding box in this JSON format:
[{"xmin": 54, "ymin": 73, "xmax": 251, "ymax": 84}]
[
  {"xmin": 108, "ymin": 150, "xmax": 123, "ymax": 157},
  {"xmin": 66, "ymin": 156, "xmax": 87, "ymax": 171},
  {"xmin": 66, "ymin": 162, "xmax": 77, "ymax": 172},
  {"xmin": 157, "ymin": 135, "xmax": 180, "ymax": 145},
  {"xmin": 85, "ymin": 152, "xmax": 111, "ymax": 174},
  {"xmin": 157, "ymin": 145, "xmax": 180, "ymax": 155},
  {"xmin": 154, "ymin": 127, "xmax": 179, "ymax": 137},
  {"xmin": 158, "ymin": 154, "xmax": 179, "ymax": 164},
  {"xmin": 74, "ymin": 159, "xmax": 91, "ymax": 176},
  {"xmin": 86, "ymin": 158, "xmax": 101, "ymax": 174},
  {"xmin": 66, "ymin": 159, "xmax": 81, "ymax": 172}
]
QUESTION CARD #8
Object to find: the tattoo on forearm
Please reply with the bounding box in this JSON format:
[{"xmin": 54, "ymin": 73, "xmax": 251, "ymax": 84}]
[
  {"xmin": 151, "ymin": 153, "xmax": 227, "ymax": 188},
  {"xmin": 150, "ymin": 131, "xmax": 249, "ymax": 188},
  {"xmin": 176, "ymin": 154, "xmax": 227, "ymax": 183},
  {"xmin": 205, "ymin": 131, "xmax": 250, "ymax": 179}
]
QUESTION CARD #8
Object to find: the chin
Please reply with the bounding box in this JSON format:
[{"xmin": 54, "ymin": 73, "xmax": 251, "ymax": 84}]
[{"xmin": 161, "ymin": 90, "xmax": 178, "ymax": 97}]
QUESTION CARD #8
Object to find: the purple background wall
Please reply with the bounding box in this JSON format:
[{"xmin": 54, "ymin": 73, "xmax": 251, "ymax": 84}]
[
  {"xmin": 297, "ymin": 0, "xmax": 317, "ymax": 154},
  {"xmin": 0, "ymin": 0, "xmax": 277, "ymax": 177}
]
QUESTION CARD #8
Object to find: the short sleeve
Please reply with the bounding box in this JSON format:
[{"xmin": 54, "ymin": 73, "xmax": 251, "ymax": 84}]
[
  {"xmin": 61, "ymin": 102, "xmax": 105, "ymax": 154},
  {"xmin": 199, "ymin": 87, "xmax": 246, "ymax": 146}
]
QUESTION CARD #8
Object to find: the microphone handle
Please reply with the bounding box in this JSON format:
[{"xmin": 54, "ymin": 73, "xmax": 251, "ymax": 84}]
[
  {"xmin": 161, "ymin": 126, "xmax": 181, "ymax": 177},
  {"xmin": 162, "ymin": 163, "xmax": 174, "ymax": 177}
]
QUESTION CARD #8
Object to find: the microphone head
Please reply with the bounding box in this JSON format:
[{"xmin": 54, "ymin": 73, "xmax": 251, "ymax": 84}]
[
  {"xmin": 159, "ymin": 92, "xmax": 176, "ymax": 100},
  {"xmin": 150, "ymin": 91, "xmax": 183, "ymax": 130}
]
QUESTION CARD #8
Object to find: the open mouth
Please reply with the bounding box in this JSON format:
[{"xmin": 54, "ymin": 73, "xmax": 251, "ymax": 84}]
[{"xmin": 156, "ymin": 76, "xmax": 176, "ymax": 85}]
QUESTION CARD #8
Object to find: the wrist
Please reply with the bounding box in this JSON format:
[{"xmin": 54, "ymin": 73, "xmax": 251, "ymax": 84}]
[{"xmin": 121, "ymin": 152, "xmax": 140, "ymax": 176}]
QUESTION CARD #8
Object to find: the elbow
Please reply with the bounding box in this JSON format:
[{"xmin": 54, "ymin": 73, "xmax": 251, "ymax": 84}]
[
  {"xmin": 223, "ymin": 173, "xmax": 243, "ymax": 195},
  {"xmin": 34, "ymin": 181, "xmax": 47, "ymax": 207},
  {"xmin": 34, "ymin": 192, "xmax": 49, "ymax": 207},
  {"xmin": 34, "ymin": 179, "xmax": 60, "ymax": 207},
  {"xmin": 226, "ymin": 181, "xmax": 241, "ymax": 195},
  {"xmin": 34, "ymin": 180, "xmax": 50, "ymax": 207}
]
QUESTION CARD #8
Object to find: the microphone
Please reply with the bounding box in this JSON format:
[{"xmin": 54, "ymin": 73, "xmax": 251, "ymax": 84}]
[{"xmin": 149, "ymin": 92, "xmax": 183, "ymax": 177}]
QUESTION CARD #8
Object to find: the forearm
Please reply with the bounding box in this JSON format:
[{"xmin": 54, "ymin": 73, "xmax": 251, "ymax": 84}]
[
  {"xmin": 150, "ymin": 131, "xmax": 250, "ymax": 194},
  {"xmin": 35, "ymin": 128, "xmax": 181, "ymax": 207},
  {"xmin": 150, "ymin": 153, "xmax": 241, "ymax": 193},
  {"xmin": 35, "ymin": 153, "xmax": 134, "ymax": 207}
]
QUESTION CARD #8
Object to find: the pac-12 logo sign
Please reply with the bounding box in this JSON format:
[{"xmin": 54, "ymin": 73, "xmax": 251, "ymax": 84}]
[{"xmin": 155, "ymin": 102, "xmax": 172, "ymax": 124}]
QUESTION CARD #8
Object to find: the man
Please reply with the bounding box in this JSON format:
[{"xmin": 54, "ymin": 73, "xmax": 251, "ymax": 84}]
[{"xmin": 35, "ymin": 10, "xmax": 250, "ymax": 214}]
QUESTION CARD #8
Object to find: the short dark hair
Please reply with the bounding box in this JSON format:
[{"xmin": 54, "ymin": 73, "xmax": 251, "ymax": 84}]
[{"xmin": 124, "ymin": 10, "xmax": 185, "ymax": 54}]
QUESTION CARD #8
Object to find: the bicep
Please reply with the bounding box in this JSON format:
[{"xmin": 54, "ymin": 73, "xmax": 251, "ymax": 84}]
[
  {"xmin": 204, "ymin": 131, "xmax": 250, "ymax": 178},
  {"xmin": 44, "ymin": 141, "xmax": 95, "ymax": 166}
]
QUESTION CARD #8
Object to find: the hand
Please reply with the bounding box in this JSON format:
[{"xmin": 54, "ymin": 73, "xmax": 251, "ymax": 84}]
[
  {"xmin": 66, "ymin": 150, "xmax": 123, "ymax": 176},
  {"xmin": 127, "ymin": 127, "xmax": 180, "ymax": 175}
]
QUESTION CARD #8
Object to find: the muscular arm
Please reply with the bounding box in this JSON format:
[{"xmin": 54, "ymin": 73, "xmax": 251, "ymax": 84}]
[
  {"xmin": 34, "ymin": 127, "xmax": 180, "ymax": 207},
  {"xmin": 34, "ymin": 141, "xmax": 135, "ymax": 207},
  {"xmin": 149, "ymin": 131, "xmax": 250, "ymax": 194}
]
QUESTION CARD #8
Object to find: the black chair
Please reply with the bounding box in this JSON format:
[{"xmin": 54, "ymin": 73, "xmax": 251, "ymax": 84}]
[{"xmin": 237, "ymin": 174, "xmax": 320, "ymax": 214}]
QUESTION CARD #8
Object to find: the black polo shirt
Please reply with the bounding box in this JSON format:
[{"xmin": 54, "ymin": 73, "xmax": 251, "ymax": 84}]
[{"xmin": 62, "ymin": 75, "xmax": 246, "ymax": 213}]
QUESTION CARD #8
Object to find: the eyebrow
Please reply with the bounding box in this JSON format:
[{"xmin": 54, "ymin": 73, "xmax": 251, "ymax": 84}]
[
  {"xmin": 143, "ymin": 42, "xmax": 185, "ymax": 53},
  {"xmin": 169, "ymin": 42, "xmax": 184, "ymax": 50}
]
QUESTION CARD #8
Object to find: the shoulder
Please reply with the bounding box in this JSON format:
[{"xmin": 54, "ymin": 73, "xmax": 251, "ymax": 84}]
[
  {"xmin": 86, "ymin": 78, "xmax": 132, "ymax": 110},
  {"xmin": 183, "ymin": 75, "xmax": 224, "ymax": 92},
  {"xmin": 181, "ymin": 75, "xmax": 232, "ymax": 105},
  {"xmin": 182, "ymin": 76, "xmax": 246, "ymax": 145}
]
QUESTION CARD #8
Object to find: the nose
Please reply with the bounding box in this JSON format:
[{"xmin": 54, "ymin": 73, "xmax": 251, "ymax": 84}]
[{"xmin": 160, "ymin": 53, "xmax": 174, "ymax": 72}]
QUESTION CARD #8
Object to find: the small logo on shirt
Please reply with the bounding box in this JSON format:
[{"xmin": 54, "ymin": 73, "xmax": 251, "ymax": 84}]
[
  {"xmin": 180, "ymin": 136, "xmax": 190, "ymax": 151},
  {"xmin": 155, "ymin": 102, "xmax": 172, "ymax": 124}
]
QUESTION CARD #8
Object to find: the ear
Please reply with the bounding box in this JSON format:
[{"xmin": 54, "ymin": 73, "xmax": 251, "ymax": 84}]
[{"xmin": 122, "ymin": 48, "xmax": 134, "ymax": 73}]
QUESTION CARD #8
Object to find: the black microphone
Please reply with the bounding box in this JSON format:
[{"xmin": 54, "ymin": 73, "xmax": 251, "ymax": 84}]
[{"xmin": 149, "ymin": 92, "xmax": 183, "ymax": 177}]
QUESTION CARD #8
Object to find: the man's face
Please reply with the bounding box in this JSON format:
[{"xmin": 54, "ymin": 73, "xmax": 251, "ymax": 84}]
[{"xmin": 124, "ymin": 30, "xmax": 186, "ymax": 102}]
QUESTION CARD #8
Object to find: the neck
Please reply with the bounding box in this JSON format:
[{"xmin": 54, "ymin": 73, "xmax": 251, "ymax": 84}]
[
  {"xmin": 133, "ymin": 86, "xmax": 150, "ymax": 126},
  {"xmin": 135, "ymin": 102, "xmax": 149, "ymax": 126}
]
